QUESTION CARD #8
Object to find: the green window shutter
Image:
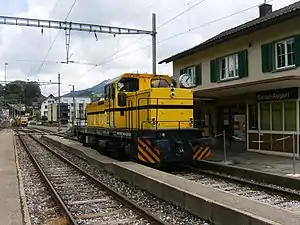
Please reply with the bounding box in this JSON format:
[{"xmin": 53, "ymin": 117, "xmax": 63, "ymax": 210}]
[
  {"xmin": 238, "ymin": 50, "xmax": 248, "ymax": 77},
  {"xmin": 210, "ymin": 59, "xmax": 218, "ymax": 83},
  {"xmin": 195, "ymin": 64, "xmax": 202, "ymax": 86},
  {"xmin": 261, "ymin": 42, "xmax": 274, "ymax": 73},
  {"xmin": 294, "ymin": 35, "xmax": 300, "ymax": 66},
  {"xmin": 183, "ymin": 67, "xmax": 188, "ymax": 74}
]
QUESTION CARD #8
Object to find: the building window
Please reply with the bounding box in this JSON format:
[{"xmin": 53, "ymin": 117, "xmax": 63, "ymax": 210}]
[
  {"xmin": 272, "ymin": 102, "xmax": 283, "ymax": 131},
  {"xmin": 259, "ymin": 101, "xmax": 297, "ymax": 132},
  {"xmin": 260, "ymin": 103, "xmax": 270, "ymax": 130},
  {"xmin": 285, "ymin": 101, "xmax": 296, "ymax": 131},
  {"xmin": 45, "ymin": 105, "xmax": 47, "ymax": 109},
  {"xmin": 275, "ymin": 38, "xmax": 295, "ymax": 69},
  {"xmin": 187, "ymin": 66, "xmax": 196, "ymax": 85},
  {"xmin": 179, "ymin": 64, "xmax": 202, "ymax": 86},
  {"xmin": 248, "ymin": 104, "xmax": 258, "ymax": 130},
  {"xmin": 219, "ymin": 54, "xmax": 239, "ymax": 80}
]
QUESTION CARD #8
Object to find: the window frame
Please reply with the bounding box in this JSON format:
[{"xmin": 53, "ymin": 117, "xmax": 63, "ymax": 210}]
[
  {"xmin": 256, "ymin": 100, "xmax": 297, "ymax": 132},
  {"xmin": 274, "ymin": 38, "xmax": 295, "ymax": 70},
  {"xmin": 219, "ymin": 53, "xmax": 239, "ymax": 80},
  {"xmin": 186, "ymin": 66, "xmax": 196, "ymax": 85}
]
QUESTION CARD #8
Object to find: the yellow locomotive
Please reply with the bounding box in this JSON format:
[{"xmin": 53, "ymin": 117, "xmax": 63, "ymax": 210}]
[
  {"xmin": 76, "ymin": 73, "xmax": 211, "ymax": 167},
  {"xmin": 20, "ymin": 116, "xmax": 28, "ymax": 127}
]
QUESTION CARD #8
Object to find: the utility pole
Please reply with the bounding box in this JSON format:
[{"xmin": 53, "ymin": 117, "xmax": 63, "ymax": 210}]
[
  {"xmin": 152, "ymin": 13, "xmax": 157, "ymax": 75},
  {"xmin": 72, "ymin": 85, "xmax": 75, "ymax": 126},
  {"xmin": 58, "ymin": 73, "xmax": 61, "ymax": 131}
]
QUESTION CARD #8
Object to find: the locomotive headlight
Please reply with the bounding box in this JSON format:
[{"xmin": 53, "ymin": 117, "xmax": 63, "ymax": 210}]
[
  {"xmin": 161, "ymin": 132, "xmax": 165, "ymax": 137},
  {"xmin": 170, "ymin": 91, "xmax": 175, "ymax": 98}
]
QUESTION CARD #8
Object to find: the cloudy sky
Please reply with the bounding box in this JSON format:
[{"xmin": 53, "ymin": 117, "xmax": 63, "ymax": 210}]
[{"xmin": 0, "ymin": 0, "xmax": 297, "ymax": 96}]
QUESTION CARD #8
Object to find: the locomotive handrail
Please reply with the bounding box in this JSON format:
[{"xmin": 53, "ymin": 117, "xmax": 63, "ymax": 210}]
[
  {"xmin": 140, "ymin": 119, "xmax": 203, "ymax": 132},
  {"xmin": 137, "ymin": 97, "xmax": 195, "ymax": 131},
  {"xmin": 137, "ymin": 93, "xmax": 150, "ymax": 131},
  {"xmin": 128, "ymin": 99, "xmax": 134, "ymax": 130}
]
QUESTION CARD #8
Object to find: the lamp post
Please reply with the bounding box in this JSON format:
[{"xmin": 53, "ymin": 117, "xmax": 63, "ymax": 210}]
[
  {"xmin": 69, "ymin": 85, "xmax": 75, "ymax": 126},
  {"xmin": 4, "ymin": 63, "xmax": 8, "ymax": 86},
  {"xmin": 58, "ymin": 73, "xmax": 61, "ymax": 131},
  {"xmin": 3, "ymin": 63, "xmax": 8, "ymax": 110}
]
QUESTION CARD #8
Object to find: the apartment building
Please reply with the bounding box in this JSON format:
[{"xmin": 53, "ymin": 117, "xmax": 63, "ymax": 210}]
[
  {"xmin": 47, "ymin": 96, "xmax": 91, "ymax": 125},
  {"xmin": 40, "ymin": 94, "xmax": 56, "ymax": 118},
  {"xmin": 159, "ymin": 2, "xmax": 300, "ymax": 157}
]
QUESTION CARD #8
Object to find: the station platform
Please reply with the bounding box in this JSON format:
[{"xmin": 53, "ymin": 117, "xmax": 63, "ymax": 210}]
[
  {"xmin": 207, "ymin": 149, "xmax": 300, "ymax": 176},
  {"xmin": 28, "ymin": 124, "xmax": 68, "ymax": 133},
  {"xmin": 42, "ymin": 135, "xmax": 118, "ymax": 173},
  {"xmin": 0, "ymin": 129, "xmax": 23, "ymax": 225},
  {"xmin": 43, "ymin": 134, "xmax": 300, "ymax": 225}
]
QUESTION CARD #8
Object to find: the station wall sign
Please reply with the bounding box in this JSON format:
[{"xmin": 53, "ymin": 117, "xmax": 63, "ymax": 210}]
[{"xmin": 256, "ymin": 87, "xmax": 298, "ymax": 102}]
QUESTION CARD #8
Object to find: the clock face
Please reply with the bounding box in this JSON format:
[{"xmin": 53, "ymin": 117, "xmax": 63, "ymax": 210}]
[{"xmin": 179, "ymin": 74, "xmax": 194, "ymax": 88}]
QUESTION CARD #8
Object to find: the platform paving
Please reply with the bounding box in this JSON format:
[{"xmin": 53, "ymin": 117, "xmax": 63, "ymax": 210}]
[
  {"xmin": 0, "ymin": 129, "xmax": 23, "ymax": 225},
  {"xmin": 207, "ymin": 149, "xmax": 300, "ymax": 176},
  {"xmin": 43, "ymin": 134, "xmax": 300, "ymax": 225}
]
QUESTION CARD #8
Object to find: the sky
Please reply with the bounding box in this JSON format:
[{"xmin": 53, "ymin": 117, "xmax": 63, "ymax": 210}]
[{"xmin": 0, "ymin": 0, "xmax": 297, "ymax": 96}]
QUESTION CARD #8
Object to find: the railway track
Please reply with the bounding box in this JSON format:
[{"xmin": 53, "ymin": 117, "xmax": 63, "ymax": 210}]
[
  {"xmin": 174, "ymin": 166, "xmax": 300, "ymax": 214},
  {"xmin": 17, "ymin": 132, "xmax": 169, "ymax": 225},
  {"xmin": 26, "ymin": 126, "xmax": 78, "ymax": 141}
]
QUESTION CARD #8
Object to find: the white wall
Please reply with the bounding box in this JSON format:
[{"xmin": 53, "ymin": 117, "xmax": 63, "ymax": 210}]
[
  {"xmin": 60, "ymin": 97, "xmax": 91, "ymax": 104},
  {"xmin": 40, "ymin": 95, "xmax": 56, "ymax": 118}
]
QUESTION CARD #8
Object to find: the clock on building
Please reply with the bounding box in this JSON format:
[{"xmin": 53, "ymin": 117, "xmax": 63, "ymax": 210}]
[{"xmin": 179, "ymin": 73, "xmax": 194, "ymax": 88}]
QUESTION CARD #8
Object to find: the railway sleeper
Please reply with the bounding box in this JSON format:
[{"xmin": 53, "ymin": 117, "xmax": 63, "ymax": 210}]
[
  {"xmin": 68, "ymin": 198, "xmax": 111, "ymax": 205},
  {"xmin": 76, "ymin": 209, "xmax": 127, "ymax": 220}
]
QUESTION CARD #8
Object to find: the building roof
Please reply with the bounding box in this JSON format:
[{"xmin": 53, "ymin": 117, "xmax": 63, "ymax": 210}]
[
  {"xmin": 41, "ymin": 94, "xmax": 56, "ymax": 103},
  {"xmin": 159, "ymin": 1, "xmax": 300, "ymax": 64},
  {"xmin": 7, "ymin": 103, "xmax": 25, "ymax": 112}
]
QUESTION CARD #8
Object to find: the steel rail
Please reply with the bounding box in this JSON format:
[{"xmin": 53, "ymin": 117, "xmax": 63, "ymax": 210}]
[
  {"xmin": 17, "ymin": 132, "xmax": 78, "ymax": 224},
  {"xmin": 25, "ymin": 133, "xmax": 169, "ymax": 225},
  {"xmin": 185, "ymin": 165, "xmax": 300, "ymax": 201}
]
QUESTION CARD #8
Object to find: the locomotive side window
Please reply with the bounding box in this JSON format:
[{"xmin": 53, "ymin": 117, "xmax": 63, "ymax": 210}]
[
  {"xmin": 104, "ymin": 84, "xmax": 115, "ymax": 100},
  {"xmin": 151, "ymin": 79, "xmax": 170, "ymax": 88},
  {"xmin": 104, "ymin": 85, "xmax": 110, "ymax": 100},
  {"xmin": 118, "ymin": 78, "xmax": 139, "ymax": 92}
]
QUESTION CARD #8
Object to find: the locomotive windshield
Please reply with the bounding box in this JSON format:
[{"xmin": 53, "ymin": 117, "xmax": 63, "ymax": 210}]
[
  {"xmin": 117, "ymin": 78, "xmax": 139, "ymax": 92},
  {"xmin": 151, "ymin": 78, "xmax": 170, "ymax": 88}
]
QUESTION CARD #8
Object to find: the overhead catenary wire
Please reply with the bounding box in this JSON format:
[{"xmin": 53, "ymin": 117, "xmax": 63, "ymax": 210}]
[
  {"xmin": 49, "ymin": 0, "xmax": 63, "ymax": 19},
  {"xmin": 82, "ymin": 0, "xmax": 208, "ymax": 75},
  {"xmin": 35, "ymin": 0, "xmax": 77, "ymax": 76},
  {"xmin": 157, "ymin": 0, "xmax": 207, "ymax": 29},
  {"xmin": 84, "ymin": 0, "xmax": 280, "ymax": 69}
]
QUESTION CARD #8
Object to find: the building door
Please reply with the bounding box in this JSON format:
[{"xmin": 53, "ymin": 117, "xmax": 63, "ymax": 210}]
[{"xmin": 217, "ymin": 104, "xmax": 247, "ymax": 152}]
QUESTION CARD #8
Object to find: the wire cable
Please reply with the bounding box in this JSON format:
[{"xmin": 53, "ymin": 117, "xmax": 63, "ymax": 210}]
[
  {"xmin": 35, "ymin": 0, "xmax": 77, "ymax": 76},
  {"xmin": 157, "ymin": 0, "xmax": 278, "ymax": 44},
  {"xmin": 83, "ymin": 0, "xmax": 208, "ymax": 75},
  {"xmin": 157, "ymin": 0, "xmax": 207, "ymax": 29},
  {"xmin": 81, "ymin": 0, "xmax": 281, "ymax": 69}
]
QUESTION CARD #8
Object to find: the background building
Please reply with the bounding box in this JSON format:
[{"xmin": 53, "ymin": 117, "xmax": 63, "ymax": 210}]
[
  {"xmin": 45, "ymin": 96, "xmax": 91, "ymax": 125},
  {"xmin": 40, "ymin": 94, "xmax": 56, "ymax": 118}
]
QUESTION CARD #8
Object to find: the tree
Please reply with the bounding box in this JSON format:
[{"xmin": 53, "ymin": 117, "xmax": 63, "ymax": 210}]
[{"xmin": 1, "ymin": 80, "xmax": 43, "ymax": 106}]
